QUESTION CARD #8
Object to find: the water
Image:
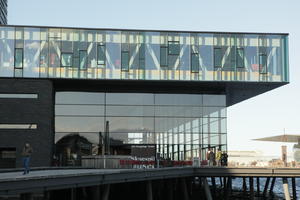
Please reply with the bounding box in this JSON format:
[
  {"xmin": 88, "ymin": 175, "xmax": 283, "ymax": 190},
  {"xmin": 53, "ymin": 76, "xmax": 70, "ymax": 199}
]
[{"xmin": 209, "ymin": 177, "xmax": 300, "ymax": 198}]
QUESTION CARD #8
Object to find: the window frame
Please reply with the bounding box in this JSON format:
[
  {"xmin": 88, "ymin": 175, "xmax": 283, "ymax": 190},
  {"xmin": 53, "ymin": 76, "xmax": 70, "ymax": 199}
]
[
  {"xmin": 168, "ymin": 41, "xmax": 180, "ymax": 55},
  {"xmin": 97, "ymin": 44, "xmax": 106, "ymax": 66},
  {"xmin": 213, "ymin": 47, "xmax": 222, "ymax": 68},
  {"xmin": 14, "ymin": 48, "xmax": 23, "ymax": 69},
  {"xmin": 60, "ymin": 53, "xmax": 73, "ymax": 67},
  {"xmin": 236, "ymin": 48, "xmax": 245, "ymax": 68},
  {"xmin": 259, "ymin": 53, "xmax": 267, "ymax": 74},
  {"xmin": 191, "ymin": 53, "xmax": 200, "ymax": 73},
  {"xmin": 121, "ymin": 51, "xmax": 130, "ymax": 71},
  {"xmin": 79, "ymin": 50, "xmax": 87, "ymax": 70},
  {"xmin": 160, "ymin": 46, "xmax": 168, "ymax": 67}
]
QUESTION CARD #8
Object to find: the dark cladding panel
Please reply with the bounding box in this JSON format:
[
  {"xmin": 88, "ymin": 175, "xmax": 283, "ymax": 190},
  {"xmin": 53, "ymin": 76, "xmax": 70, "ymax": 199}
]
[{"xmin": 0, "ymin": 79, "xmax": 54, "ymax": 168}]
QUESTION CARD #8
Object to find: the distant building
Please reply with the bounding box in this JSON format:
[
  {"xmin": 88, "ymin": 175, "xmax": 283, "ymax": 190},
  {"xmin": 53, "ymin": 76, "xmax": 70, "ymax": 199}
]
[
  {"xmin": 0, "ymin": 0, "xmax": 7, "ymax": 25},
  {"xmin": 228, "ymin": 150, "xmax": 293, "ymax": 167}
]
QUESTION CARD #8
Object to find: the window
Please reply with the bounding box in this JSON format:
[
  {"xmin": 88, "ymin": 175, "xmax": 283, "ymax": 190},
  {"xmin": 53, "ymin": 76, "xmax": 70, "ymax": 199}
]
[
  {"xmin": 259, "ymin": 54, "xmax": 267, "ymax": 74},
  {"xmin": 214, "ymin": 48, "xmax": 222, "ymax": 68},
  {"xmin": 121, "ymin": 51, "xmax": 129, "ymax": 71},
  {"xmin": 0, "ymin": 124, "xmax": 37, "ymax": 129},
  {"xmin": 160, "ymin": 46, "xmax": 168, "ymax": 66},
  {"xmin": 97, "ymin": 44, "xmax": 105, "ymax": 65},
  {"xmin": 14, "ymin": 48, "xmax": 23, "ymax": 68},
  {"xmin": 61, "ymin": 53, "xmax": 73, "ymax": 67},
  {"xmin": 79, "ymin": 50, "xmax": 87, "ymax": 69},
  {"xmin": 0, "ymin": 93, "xmax": 38, "ymax": 98},
  {"xmin": 236, "ymin": 48, "xmax": 244, "ymax": 68},
  {"xmin": 168, "ymin": 41, "xmax": 180, "ymax": 55},
  {"xmin": 191, "ymin": 53, "xmax": 200, "ymax": 72}
]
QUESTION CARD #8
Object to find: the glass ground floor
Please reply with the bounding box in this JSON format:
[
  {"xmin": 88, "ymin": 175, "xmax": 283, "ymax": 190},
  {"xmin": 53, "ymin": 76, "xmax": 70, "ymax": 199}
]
[{"xmin": 54, "ymin": 92, "xmax": 227, "ymax": 165}]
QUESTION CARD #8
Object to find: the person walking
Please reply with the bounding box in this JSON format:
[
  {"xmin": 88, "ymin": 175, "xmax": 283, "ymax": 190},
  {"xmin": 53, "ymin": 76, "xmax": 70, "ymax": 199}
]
[{"xmin": 22, "ymin": 143, "xmax": 33, "ymax": 175}]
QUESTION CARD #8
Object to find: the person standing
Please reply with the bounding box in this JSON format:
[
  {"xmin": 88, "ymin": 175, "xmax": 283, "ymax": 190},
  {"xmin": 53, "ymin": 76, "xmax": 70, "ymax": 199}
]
[
  {"xmin": 22, "ymin": 143, "xmax": 33, "ymax": 175},
  {"xmin": 207, "ymin": 148, "xmax": 215, "ymax": 166},
  {"xmin": 216, "ymin": 148, "xmax": 222, "ymax": 166}
]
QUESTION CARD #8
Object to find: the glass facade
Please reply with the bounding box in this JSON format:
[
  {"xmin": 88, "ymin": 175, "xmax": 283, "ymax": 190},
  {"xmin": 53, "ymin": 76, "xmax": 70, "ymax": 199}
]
[
  {"xmin": 0, "ymin": 0, "xmax": 7, "ymax": 25},
  {"xmin": 0, "ymin": 26, "xmax": 289, "ymax": 82},
  {"xmin": 55, "ymin": 92, "xmax": 227, "ymax": 161}
]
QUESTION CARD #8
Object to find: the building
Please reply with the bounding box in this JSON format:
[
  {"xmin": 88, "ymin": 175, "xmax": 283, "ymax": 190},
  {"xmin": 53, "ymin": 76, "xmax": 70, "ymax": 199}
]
[
  {"xmin": 0, "ymin": 0, "xmax": 7, "ymax": 25},
  {"xmin": 0, "ymin": 25, "xmax": 289, "ymax": 168}
]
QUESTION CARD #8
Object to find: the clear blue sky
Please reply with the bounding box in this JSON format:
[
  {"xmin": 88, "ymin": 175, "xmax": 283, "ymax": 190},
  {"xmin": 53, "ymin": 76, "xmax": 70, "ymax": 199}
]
[{"xmin": 8, "ymin": 0, "xmax": 300, "ymax": 156}]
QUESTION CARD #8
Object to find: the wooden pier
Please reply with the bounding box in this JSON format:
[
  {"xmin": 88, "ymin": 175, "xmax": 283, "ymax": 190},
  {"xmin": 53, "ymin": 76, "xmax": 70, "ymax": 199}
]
[{"xmin": 0, "ymin": 167, "xmax": 299, "ymax": 200}]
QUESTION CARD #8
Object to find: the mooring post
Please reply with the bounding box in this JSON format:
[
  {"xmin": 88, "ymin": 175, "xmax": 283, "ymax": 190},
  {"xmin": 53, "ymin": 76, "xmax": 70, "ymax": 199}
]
[
  {"xmin": 249, "ymin": 177, "xmax": 254, "ymax": 200},
  {"xmin": 102, "ymin": 184, "xmax": 110, "ymax": 200},
  {"xmin": 292, "ymin": 177, "xmax": 297, "ymax": 200},
  {"xmin": 202, "ymin": 178, "xmax": 213, "ymax": 200},
  {"xmin": 263, "ymin": 177, "xmax": 270, "ymax": 197},
  {"xmin": 147, "ymin": 180, "xmax": 153, "ymax": 200},
  {"xmin": 256, "ymin": 177, "xmax": 260, "ymax": 196},
  {"xmin": 282, "ymin": 178, "xmax": 291, "ymax": 200},
  {"xmin": 269, "ymin": 177, "xmax": 276, "ymax": 195}
]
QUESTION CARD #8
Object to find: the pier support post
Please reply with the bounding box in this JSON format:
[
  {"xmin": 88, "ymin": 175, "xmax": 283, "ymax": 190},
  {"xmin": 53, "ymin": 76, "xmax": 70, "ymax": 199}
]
[
  {"xmin": 256, "ymin": 177, "xmax": 260, "ymax": 196},
  {"xmin": 70, "ymin": 188, "xmax": 76, "ymax": 200},
  {"xmin": 180, "ymin": 178, "xmax": 189, "ymax": 200},
  {"xmin": 292, "ymin": 177, "xmax": 297, "ymax": 200},
  {"xmin": 202, "ymin": 178, "xmax": 212, "ymax": 200},
  {"xmin": 43, "ymin": 191, "xmax": 50, "ymax": 200},
  {"xmin": 167, "ymin": 179, "xmax": 173, "ymax": 200},
  {"xmin": 102, "ymin": 184, "xmax": 110, "ymax": 200},
  {"xmin": 282, "ymin": 178, "xmax": 291, "ymax": 200},
  {"xmin": 263, "ymin": 177, "xmax": 270, "ymax": 197},
  {"xmin": 20, "ymin": 193, "xmax": 33, "ymax": 200},
  {"xmin": 211, "ymin": 177, "xmax": 216, "ymax": 199},
  {"xmin": 90, "ymin": 186, "xmax": 100, "ymax": 200},
  {"xmin": 269, "ymin": 177, "xmax": 276, "ymax": 195},
  {"xmin": 147, "ymin": 180, "xmax": 153, "ymax": 200},
  {"xmin": 249, "ymin": 177, "xmax": 254, "ymax": 200},
  {"xmin": 242, "ymin": 177, "xmax": 247, "ymax": 194}
]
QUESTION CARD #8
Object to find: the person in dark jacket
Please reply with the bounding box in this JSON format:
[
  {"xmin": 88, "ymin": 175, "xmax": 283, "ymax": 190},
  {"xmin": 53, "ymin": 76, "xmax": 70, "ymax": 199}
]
[{"xmin": 22, "ymin": 143, "xmax": 33, "ymax": 175}]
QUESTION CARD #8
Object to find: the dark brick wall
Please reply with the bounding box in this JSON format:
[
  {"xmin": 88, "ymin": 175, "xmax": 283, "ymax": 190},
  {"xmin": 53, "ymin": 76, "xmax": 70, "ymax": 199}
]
[{"xmin": 0, "ymin": 78, "xmax": 54, "ymax": 167}]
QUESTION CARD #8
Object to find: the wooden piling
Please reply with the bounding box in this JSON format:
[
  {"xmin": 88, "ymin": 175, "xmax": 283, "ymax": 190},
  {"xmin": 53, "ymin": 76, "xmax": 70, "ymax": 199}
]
[
  {"xmin": 147, "ymin": 180, "xmax": 153, "ymax": 200},
  {"xmin": 292, "ymin": 177, "xmax": 297, "ymax": 200},
  {"xmin": 202, "ymin": 178, "xmax": 212, "ymax": 200},
  {"xmin": 269, "ymin": 177, "xmax": 276, "ymax": 195},
  {"xmin": 263, "ymin": 177, "xmax": 270, "ymax": 197},
  {"xmin": 249, "ymin": 177, "xmax": 254, "ymax": 200},
  {"xmin": 256, "ymin": 177, "xmax": 260, "ymax": 197},
  {"xmin": 242, "ymin": 177, "xmax": 247, "ymax": 194},
  {"xmin": 102, "ymin": 184, "xmax": 110, "ymax": 200},
  {"xmin": 181, "ymin": 178, "xmax": 189, "ymax": 200},
  {"xmin": 282, "ymin": 178, "xmax": 291, "ymax": 200}
]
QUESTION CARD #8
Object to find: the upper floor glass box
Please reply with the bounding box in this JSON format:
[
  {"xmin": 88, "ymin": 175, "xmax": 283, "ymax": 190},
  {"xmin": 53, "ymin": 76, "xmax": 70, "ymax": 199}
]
[{"xmin": 0, "ymin": 25, "xmax": 289, "ymax": 82}]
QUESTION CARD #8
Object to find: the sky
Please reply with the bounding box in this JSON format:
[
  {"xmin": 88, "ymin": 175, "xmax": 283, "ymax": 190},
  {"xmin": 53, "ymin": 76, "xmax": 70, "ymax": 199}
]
[{"xmin": 7, "ymin": 0, "xmax": 300, "ymax": 157}]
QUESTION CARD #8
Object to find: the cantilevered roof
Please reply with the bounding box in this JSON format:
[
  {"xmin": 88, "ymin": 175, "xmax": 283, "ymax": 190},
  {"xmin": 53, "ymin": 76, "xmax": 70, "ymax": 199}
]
[{"xmin": 253, "ymin": 135, "xmax": 300, "ymax": 143}]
